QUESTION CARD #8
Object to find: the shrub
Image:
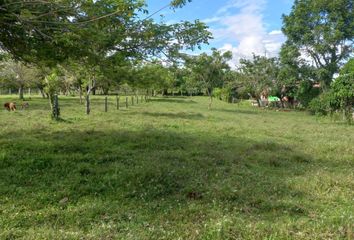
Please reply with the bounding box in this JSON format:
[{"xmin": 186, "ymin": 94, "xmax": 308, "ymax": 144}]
[
  {"xmin": 296, "ymin": 81, "xmax": 321, "ymax": 107},
  {"xmin": 329, "ymin": 73, "xmax": 354, "ymax": 123},
  {"xmin": 308, "ymin": 92, "xmax": 332, "ymax": 116},
  {"xmin": 213, "ymin": 87, "xmax": 233, "ymax": 102},
  {"xmin": 308, "ymin": 73, "xmax": 354, "ymax": 123}
]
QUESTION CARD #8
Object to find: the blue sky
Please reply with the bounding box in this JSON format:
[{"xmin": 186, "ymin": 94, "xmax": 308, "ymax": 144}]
[{"xmin": 146, "ymin": 0, "xmax": 293, "ymax": 65}]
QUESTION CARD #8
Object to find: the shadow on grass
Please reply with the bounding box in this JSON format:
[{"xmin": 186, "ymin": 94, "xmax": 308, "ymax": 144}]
[
  {"xmin": 149, "ymin": 98, "xmax": 197, "ymax": 104},
  {"xmin": 128, "ymin": 111, "xmax": 205, "ymax": 120},
  {"xmin": 213, "ymin": 108, "xmax": 260, "ymax": 115},
  {"xmin": 0, "ymin": 128, "xmax": 314, "ymax": 234}
]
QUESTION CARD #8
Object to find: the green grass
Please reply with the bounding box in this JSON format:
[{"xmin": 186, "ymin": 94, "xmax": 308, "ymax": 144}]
[{"xmin": 0, "ymin": 95, "xmax": 353, "ymax": 239}]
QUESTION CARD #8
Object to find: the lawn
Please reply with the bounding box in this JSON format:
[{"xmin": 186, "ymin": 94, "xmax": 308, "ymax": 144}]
[{"xmin": 0, "ymin": 95, "xmax": 353, "ymax": 239}]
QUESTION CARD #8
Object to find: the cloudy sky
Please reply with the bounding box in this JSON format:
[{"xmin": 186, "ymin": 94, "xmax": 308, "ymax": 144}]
[{"xmin": 146, "ymin": 0, "xmax": 293, "ymax": 65}]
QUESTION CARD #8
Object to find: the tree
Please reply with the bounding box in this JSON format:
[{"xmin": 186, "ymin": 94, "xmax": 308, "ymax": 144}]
[
  {"xmin": 278, "ymin": 42, "xmax": 321, "ymax": 107},
  {"xmin": 133, "ymin": 63, "xmax": 174, "ymax": 96},
  {"xmin": 0, "ymin": 57, "xmax": 39, "ymax": 99},
  {"xmin": 238, "ymin": 55, "xmax": 279, "ymax": 106},
  {"xmin": 282, "ymin": 0, "xmax": 354, "ymax": 88},
  {"xmin": 0, "ymin": 0, "xmax": 211, "ymax": 64},
  {"xmin": 329, "ymin": 73, "xmax": 354, "ymax": 123},
  {"xmin": 184, "ymin": 49, "xmax": 232, "ymax": 109},
  {"xmin": 340, "ymin": 58, "xmax": 354, "ymax": 75},
  {"xmin": 308, "ymin": 59, "xmax": 354, "ymax": 123},
  {"xmin": 1, "ymin": 0, "xmax": 212, "ymax": 118},
  {"xmin": 330, "ymin": 58, "xmax": 354, "ymax": 122}
]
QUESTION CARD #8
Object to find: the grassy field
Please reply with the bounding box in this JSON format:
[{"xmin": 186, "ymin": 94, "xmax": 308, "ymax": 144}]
[{"xmin": 0, "ymin": 95, "xmax": 353, "ymax": 239}]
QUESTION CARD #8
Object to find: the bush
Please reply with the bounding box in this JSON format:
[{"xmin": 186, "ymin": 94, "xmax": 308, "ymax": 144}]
[
  {"xmin": 308, "ymin": 73, "xmax": 354, "ymax": 123},
  {"xmin": 308, "ymin": 92, "xmax": 332, "ymax": 116},
  {"xmin": 213, "ymin": 88, "xmax": 222, "ymax": 100},
  {"xmin": 329, "ymin": 73, "xmax": 354, "ymax": 123},
  {"xmin": 213, "ymin": 87, "xmax": 232, "ymax": 102},
  {"xmin": 296, "ymin": 81, "xmax": 321, "ymax": 107}
]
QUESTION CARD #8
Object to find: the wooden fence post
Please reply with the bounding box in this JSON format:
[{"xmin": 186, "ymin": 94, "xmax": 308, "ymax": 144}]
[
  {"xmin": 126, "ymin": 97, "xmax": 128, "ymax": 108},
  {"xmin": 105, "ymin": 96, "xmax": 108, "ymax": 112},
  {"xmin": 137, "ymin": 95, "xmax": 139, "ymax": 104},
  {"xmin": 131, "ymin": 96, "xmax": 134, "ymax": 106}
]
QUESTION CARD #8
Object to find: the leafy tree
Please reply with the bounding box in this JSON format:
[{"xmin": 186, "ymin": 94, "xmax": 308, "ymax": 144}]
[
  {"xmin": 329, "ymin": 59, "xmax": 354, "ymax": 122},
  {"xmin": 0, "ymin": 57, "xmax": 39, "ymax": 99},
  {"xmin": 44, "ymin": 70, "xmax": 62, "ymax": 118},
  {"xmin": 309, "ymin": 59, "xmax": 354, "ymax": 123},
  {"xmin": 184, "ymin": 49, "xmax": 232, "ymax": 109},
  {"xmin": 340, "ymin": 58, "xmax": 354, "ymax": 75},
  {"xmin": 238, "ymin": 55, "xmax": 279, "ymax": 106},
  {"xmin": 0, "ymin": 0, "xmax": 211, "ymax": 64},
  {"xmin": 133, "ymin": 63, "xmax": 174, "ymax": 96},
  {"xmin": 1, "ymin": 0, "xmax": 211, "ymax": 118},
  {"xmin": 282, "ymin": 0, "xmax": 354, "ymax": 87},
  {"xmin": 329, "ymin": 73, "xmax": 354, "ymax": 122}
]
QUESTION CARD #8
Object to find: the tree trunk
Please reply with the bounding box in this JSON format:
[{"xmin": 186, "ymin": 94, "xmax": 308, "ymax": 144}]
[
  {"xmin": 38, "ymin": 87, "xmax": 46, "ymax": 98},
  {"xmin": 19, "ymin": 85, "xmax": 24, "ymax": 100},
  {"xmin": 257, "ymin": 98, "xmax": 261, "ymax": 107},
  {"xmin": 86, "ymin": 94, "xmax": 91, "ymax": 115},
  {"xmin": 85, "ymin": 78, "xmax": 96, "ymax": 115},
  {"xmin": 207, "ymin": 89, "xmax": 213, "ymax": 110},
  {"xmin": 208, "ymin": 95, "xmax": 213, "ymax": 110}
]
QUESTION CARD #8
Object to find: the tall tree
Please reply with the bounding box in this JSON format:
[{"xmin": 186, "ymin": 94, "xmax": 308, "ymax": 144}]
[
  {"xmin": 0, "ymin": 0, "xmax": 211, "ymax": 64},
  {"xmin": 1, "ymin": 0, "xmax": 212, "ymax": 117},
  {"xmin": 184, "ymin": 49, "xmax": 232, "ymax": 109},
  {"xmin": 282, "ymin": 0, "xmax": 354, "ymax": 88},
  {"xmin": 238, "ymin": 55, "xmax": 279, "ymax": 106},
  {"xmin": 0, "ymin": 57, "xmax": 39, "ymax": 99}
]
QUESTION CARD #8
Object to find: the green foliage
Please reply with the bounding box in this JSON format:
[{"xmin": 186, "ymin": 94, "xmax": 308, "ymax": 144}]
[
  {"xmin": 308, "ymin": 61, "xmax": 354, "ymax": 123},
  {"xmin": 282, "ymin": 0, "xmax": 354, "ymax": 87},
  {"xmin": 340, "ymin": 58, "xmax": 354, "ymax": 75},
  {"xmin": 278, "ymin": 41, "xmax": 317, "ymax": 100},
  {"xmin": 184, "ymin": 49, "xmax": 232, "ymax": 93},
  {"xmin": 308, "ymin": 92, "xmax": 332, "ymax": 116},
  {"xmin": 296, "ymin": 81, "xmax": 321, "ymax": 107},
  {"xmin": 238, "ymin": 55, "xmax": 279, "ymax": 100},
  {"xmin": 0, "ymin": 57, "xmax": 39, "ymax": 94},
  {"xmin": 213, "ymin": 87, "xmax": 232, "ymax": 102},
  {"xmin": 170, "ymin": 0, "xmax": 192, "ymax": 8},
  {"xmin": 183, "ymin": 49, "xmax": 232, "ymax": 108},
  {"xmin": 133, "ymin": 63, "xmax": 174, "ymax": 93},
  {"xmin": 329, "ymin": 73, "xmax": 354, "ymax": 123},
  {"xmin": 0, "ymin": 0, "xmax": 211, "ymax": 66},
  {"xmin": 44, "ymin": 70, "xmax": 62, "ymax": 118}
]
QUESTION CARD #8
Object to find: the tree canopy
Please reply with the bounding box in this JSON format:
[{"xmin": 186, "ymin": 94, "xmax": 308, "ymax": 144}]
[
  {"xmin": 282, "ymin": 0, "xmax": 354, "ymax": 87},
  {"xmin": 0, "ymin": 0, "xmax": 211, "ymax": 65}
]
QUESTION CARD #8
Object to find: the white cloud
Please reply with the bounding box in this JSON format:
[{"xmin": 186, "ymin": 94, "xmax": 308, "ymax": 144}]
[
  {"xmin": 202, "ymin": 16, "xmax": 222, "ymax": 24},
  {"xmin": 269, "ymin": 30, "xmax": 282, "ymax": 35},
  {"xmin": 206, "ymin": 0, "xmax": 286, "ymax": 67}
]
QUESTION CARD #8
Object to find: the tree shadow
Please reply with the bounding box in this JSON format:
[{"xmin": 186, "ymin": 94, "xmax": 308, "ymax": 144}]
[
  {"xmin": 0, "ymin": 128, "xmax": 315, "ymax": 235},
  {"xmin": 149, "ymin": 98, "xmax": 197, "ymax": 104},
  {"xmin": 213, "ymin": 108, "xmax": 260, "ymax": 115},
  {"xmin": 128, "ymin": 111, "xmax": 205, "ymax": 120}
]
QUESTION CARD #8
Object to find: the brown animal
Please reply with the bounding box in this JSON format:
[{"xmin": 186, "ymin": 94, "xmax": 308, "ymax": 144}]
[
  {"xmin": 21, "ymin": 102, "xmax": 29, "ymax": 109},
  {"xmin": 4, "ymin": 102, "xmax": 16, "ymax": 111}
]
